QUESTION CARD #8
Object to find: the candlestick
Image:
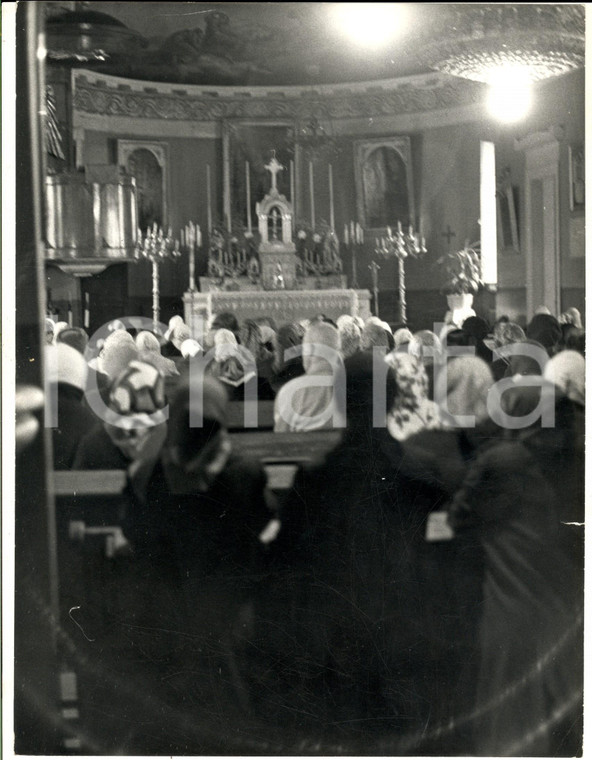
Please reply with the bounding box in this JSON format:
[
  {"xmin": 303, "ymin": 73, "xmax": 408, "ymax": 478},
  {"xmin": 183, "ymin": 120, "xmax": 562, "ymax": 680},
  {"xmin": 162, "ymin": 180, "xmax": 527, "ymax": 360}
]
[
  {"xmin": 309, "ymin": 162, "xmax": 315, "ymax": 230},
  {"xmin": 374, "ymin": 221, "xmax": 427, "ymax": 324},
  {"xmin": 246, "ymin": 161, "xmax": 252, "ymax": 233},
  {"xmin": 398, "ymin": 256, "xmax": 407, "ymax": 324},
  {"xmin": 206, "ymin": 164, "xmax": 212, "ymax": 234},
  {"xmin": 328, "ymin": 164, "xmax": 335, "ymax": 230},
  {"xmin": 189, "ymin": 236, "xmax": 195, "ymax": 292},
  {"xmin": 351, "ymin": 244, "xmax": 359, "ymax": 288}
]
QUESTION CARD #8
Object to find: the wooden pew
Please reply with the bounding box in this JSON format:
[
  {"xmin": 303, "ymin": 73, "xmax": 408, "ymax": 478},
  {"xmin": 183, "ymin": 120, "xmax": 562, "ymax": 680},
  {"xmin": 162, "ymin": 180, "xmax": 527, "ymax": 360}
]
[
  {"xmin": 226, "ymin": 400, "xmax": 275, "ymax": 430},
  {"xmin": 52, "ymin": 430, "xmax": 342, "ymax": 497}
]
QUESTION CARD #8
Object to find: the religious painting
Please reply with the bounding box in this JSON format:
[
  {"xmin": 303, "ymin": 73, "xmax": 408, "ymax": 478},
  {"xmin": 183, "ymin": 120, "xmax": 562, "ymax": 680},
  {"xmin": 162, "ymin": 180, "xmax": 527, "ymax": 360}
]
[
  {"xmin": 117, "ymin": 140, "xmax": 168, "ymax": 231},
  {"xmin": 223, "ymin": 121, "xmax": 294, "ymax": 234},
  {"xmin": 569, "ymin": 144, "xmax": 585, "ymax": 211},
  {"xmin": 354, "ymin": 137, "xmax": 415, "ymax": 230}
]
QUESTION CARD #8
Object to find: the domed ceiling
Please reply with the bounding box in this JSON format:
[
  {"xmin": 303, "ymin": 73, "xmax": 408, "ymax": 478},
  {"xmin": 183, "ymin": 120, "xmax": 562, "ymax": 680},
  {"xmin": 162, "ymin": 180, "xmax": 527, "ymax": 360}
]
[{"xmin": 45, "ymin": 3, "xmax": 585, "ymax": 88}]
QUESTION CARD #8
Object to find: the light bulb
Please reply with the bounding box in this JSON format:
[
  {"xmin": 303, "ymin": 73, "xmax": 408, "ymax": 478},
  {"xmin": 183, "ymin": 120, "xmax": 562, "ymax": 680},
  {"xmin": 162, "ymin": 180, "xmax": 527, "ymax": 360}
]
[
  {"xmin": 332, "ymin": 4, "xmax": 407, "ymax": 48},
  {"xmin": 486, "ymin": 68, "xmax": 533, "ymax": 123}
]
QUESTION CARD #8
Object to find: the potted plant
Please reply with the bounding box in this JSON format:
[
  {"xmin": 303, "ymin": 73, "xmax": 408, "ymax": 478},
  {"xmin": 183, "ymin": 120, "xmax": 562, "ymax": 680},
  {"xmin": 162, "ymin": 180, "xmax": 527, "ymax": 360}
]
[{"xmin": 436, "ymin": 240, "xmax": 482, "ymax": 311}]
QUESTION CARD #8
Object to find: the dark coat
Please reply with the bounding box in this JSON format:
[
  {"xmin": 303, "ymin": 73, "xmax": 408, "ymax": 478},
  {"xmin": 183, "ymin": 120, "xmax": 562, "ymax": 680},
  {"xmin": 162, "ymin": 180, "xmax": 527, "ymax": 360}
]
[
  {"xmin": 450, "ymin": 421, "xmax": 584, "ymax": 756},
  {"xmin": 252, "ymin": 426, "xmax": 485, "ymax": 752},
  {"xmin": 118, "ymin": 450, "xmax": 273, "ymax": 721},
  {"xmin": 52, "ymin": 383, "xmax": 98, "ymax": 469}
]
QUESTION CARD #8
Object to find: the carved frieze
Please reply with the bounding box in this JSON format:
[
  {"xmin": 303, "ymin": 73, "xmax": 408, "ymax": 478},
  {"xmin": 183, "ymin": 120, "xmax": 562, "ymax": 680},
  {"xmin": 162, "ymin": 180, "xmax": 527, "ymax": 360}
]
[{"xmin": 73, "ymin": 71, "xmax": 483, "ymax": 123}]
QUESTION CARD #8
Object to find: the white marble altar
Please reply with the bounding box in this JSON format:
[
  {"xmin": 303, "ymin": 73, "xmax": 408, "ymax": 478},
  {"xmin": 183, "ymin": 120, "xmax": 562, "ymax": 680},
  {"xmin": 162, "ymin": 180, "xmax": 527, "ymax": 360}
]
[
  {"xmin": 198, "ymin": 275, "xmax": 348, "ymax": 292},
  {"xmin": 184, "ymin": 288, "xmax": 371, "ymax": 334}
]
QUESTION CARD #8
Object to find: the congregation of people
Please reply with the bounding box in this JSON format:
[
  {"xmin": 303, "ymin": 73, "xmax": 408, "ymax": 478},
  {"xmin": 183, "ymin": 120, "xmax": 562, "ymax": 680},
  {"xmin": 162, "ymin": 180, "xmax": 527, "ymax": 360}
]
[{"xmin": 42, "ymin": 303, "xmax": 585, "ymax": 755}]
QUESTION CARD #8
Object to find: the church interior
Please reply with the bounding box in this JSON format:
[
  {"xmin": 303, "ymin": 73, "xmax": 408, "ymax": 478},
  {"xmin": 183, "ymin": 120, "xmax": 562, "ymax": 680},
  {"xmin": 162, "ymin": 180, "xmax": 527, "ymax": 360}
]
[{"xmin": 8, "ymin": 2, "xmax": 586, "ymax": 756}]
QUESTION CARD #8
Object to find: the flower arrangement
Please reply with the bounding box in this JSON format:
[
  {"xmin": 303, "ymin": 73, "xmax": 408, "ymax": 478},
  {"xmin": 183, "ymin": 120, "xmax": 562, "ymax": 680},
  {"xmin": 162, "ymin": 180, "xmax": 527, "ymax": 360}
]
[
  {"xmin": 436, "ymin": 241, "xmax": 482, "ymax": 295},
  {"xmin": 294, "ymin": 219, "xmax": 343, "ymax": 275}
]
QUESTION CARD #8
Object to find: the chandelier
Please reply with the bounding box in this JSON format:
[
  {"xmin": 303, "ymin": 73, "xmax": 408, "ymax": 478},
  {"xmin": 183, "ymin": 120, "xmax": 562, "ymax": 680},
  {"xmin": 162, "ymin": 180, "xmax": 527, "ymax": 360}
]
[{"xmin": 423, "ymin": 4, "xmax": 585, "ymax": 84}]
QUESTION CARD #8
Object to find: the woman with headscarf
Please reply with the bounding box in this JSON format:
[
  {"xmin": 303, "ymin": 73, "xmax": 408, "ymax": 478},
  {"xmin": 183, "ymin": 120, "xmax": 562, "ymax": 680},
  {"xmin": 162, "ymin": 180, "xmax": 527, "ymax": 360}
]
[
  {"xmin": 526, "ymin": 313, "xmax": 562, "ymax": 357},
  {"xmin": 384, "ymin": 352, "xmax": 440, "ymax": 440},
  {"xmin": 239, "ymin": 319, "xmax": 275, "ymax": 400},
  {"xmin": 255, "ymin": 353, "xmax": 478, "ymax": 752},
  {"xmin": 73, "ymin": 358, "xmax": 168, "ymax": 470},
  {"xmin": 460, "ymin": 315, "xmax": 493, "ymax": 364},
  {"xmin": 208, "ymin": 328, "xmax": 257, "ymax": 402},
  {"xmin": 269, "ymin": 322, "xmax": 305, "ymax": 394},
  {"xmin": 388, "ymin": 356, "xmax": 500, "ymax": 752},
  {"xmin": 488, "ymin": 321, "xmax": 526, "ymax": 380},
  {"xmin": 437, "ymin": 355, "xmax": 494, "ymax": 428},
  {"xmin": 136, "ymin": 330, "xmax": 180, "ymax": 378},
  {"xmin": 161, "ymin": 315, "xmax": 185, "ymax": 358},
  {"xmin": 408, "ymin": 330, "xmax": 442, "ymax": 400},
  {"xmin": 90, "ymin": 329, "xmax": 139, "ymax": 406},
  {"xmin": 121, "ymin": 375, "xmax": 275, "ymax": 722},
  {"xmin": 449, "ymin": 379, "xmax": 584, "ymax": 756}
]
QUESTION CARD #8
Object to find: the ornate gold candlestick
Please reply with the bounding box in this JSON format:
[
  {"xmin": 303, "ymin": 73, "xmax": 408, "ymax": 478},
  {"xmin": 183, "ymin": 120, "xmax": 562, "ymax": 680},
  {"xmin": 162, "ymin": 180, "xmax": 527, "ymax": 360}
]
[
  {"xmin": 136, "ymin": 223, "xmax": 181, "ymax": 329},
  {"xmin": 375, "ymin": 222, "xmax": 426, "ymax": 324}
]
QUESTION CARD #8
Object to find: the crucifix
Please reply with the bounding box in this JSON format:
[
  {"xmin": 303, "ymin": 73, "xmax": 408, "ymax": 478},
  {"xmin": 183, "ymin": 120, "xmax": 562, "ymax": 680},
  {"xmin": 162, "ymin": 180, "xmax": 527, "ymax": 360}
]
[
  {"xmin": 442, "ymin": 225, "xmax": 456, "ymax": 252},
  {"xmin": 264, "ymin": 150, "xmax": 285, "ymax": 193}
]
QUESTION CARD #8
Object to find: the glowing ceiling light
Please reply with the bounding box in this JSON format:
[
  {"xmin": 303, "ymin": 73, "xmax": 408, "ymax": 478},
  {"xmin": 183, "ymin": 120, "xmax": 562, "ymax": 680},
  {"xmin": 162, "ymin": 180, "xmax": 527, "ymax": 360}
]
[
  {"xmin": 486, "ymin": 67, "xmax": 533, "ymax": 123},
  {"xmin": 333, "ymin": 3, "xmax": 407, "ymax": 48}
]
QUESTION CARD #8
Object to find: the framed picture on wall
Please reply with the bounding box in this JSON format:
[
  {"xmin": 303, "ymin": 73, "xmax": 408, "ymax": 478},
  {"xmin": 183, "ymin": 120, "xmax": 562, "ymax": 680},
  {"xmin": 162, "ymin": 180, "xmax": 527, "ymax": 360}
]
[
  {"xmin": 568, "ymin": 144, "xmax": 585, "ymax": 211},
  {"xmin": 222, "ymin": 121, "xmax": 294, "ymax": 233},
  {"xmin": 117, "ymin": 140, "xmax": 169, "ymax": 230},
  {"xmin": 353, "ymin": 136, "xmax": 415, "ymax": 231}
]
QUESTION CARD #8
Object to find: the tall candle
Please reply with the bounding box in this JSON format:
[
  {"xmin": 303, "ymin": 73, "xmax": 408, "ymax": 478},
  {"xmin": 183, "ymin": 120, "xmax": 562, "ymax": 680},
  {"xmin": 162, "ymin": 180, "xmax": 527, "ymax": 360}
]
[
  {"xmin": 188, "ymin": 228, "xmax": 195, "ymax": 291},
  {"xmin": 344, "ymin": 225, "xmax": 349, "ymax": 245},
  {"xmin": 196, "ymin": 225, "xmax": 202, "ymax": 248},
  {"xmin": 328, "ymin": 164, "xmax": 335, "ymax": 230},
  {"xmin": 290, "ymin": 159, "xmax": 295, "ymax": 210},
  {"xmin": 246, "ymin": 161, "xmax": 252, "ymax": 232},
  {"xmin": 206, "ymin": 164, "xmax": 212, "ymax": 233},
  {"xmin": 309, "ymin": 162, "xmax": 315, "ymax": 230}
]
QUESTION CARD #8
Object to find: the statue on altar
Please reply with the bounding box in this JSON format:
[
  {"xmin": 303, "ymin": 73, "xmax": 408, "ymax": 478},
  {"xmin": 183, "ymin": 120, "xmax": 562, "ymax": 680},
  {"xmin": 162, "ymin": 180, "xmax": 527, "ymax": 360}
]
[
  {"xmin": 255, "ymin": 151, "xmax": 299, "ymax": 289},
  {"xmin": 201, "ymin": 147, "xmax": 346, "ymax": 292}
]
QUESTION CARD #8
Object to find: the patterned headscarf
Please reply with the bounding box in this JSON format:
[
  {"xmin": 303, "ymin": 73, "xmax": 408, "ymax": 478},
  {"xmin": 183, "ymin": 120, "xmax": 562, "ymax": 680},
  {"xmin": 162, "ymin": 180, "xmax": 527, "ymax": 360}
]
[{"xmin": 385, "ymin": 353, "xmax": 441, "ymax": 440}]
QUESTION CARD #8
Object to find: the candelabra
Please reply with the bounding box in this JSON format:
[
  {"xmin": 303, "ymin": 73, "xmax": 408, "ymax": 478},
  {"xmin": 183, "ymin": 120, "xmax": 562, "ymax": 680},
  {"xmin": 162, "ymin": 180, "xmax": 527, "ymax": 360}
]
[
  {"xmin": 375, "ymin": 222, "xmax": 427, "ymax": 324},
  {"xmin": 296, "ymin": 228, "xmax": 343, "ymax": 277},
  {"xmin": 136, "ymin": 223, "xmax": 181, "ymax": 329}
]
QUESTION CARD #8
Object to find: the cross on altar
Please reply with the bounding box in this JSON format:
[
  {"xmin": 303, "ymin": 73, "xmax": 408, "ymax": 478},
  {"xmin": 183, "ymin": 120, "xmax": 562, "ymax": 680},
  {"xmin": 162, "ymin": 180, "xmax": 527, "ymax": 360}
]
[
  {"xmin": 442, "ymin": 225, "xmax": 456, "ymax": 250},
  {"xmin": 265, "ymin": 150, "xmax": 285, "ymax": 192}
]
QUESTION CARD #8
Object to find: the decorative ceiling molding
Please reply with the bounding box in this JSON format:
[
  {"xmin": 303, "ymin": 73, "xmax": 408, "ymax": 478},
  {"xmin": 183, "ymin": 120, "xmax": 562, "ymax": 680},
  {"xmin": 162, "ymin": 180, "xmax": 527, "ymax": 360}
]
[{"xmin": 72, "ymin": 69, "xmax": 485, "ymax": 123}]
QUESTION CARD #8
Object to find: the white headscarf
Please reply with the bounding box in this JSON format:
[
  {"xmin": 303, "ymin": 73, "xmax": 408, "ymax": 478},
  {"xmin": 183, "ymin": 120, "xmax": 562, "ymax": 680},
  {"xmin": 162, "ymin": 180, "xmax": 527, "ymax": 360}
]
[{"xmin": 543, "ymin": 350, "xmax": 585, "ymax": 406}]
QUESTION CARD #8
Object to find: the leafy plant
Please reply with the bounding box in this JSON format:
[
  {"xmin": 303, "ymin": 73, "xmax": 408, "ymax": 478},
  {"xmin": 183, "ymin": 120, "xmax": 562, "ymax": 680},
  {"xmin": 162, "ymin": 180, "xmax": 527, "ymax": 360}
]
[{"xmin": 436, "ymin": 241, "xmax": 482, "ymax": 295}]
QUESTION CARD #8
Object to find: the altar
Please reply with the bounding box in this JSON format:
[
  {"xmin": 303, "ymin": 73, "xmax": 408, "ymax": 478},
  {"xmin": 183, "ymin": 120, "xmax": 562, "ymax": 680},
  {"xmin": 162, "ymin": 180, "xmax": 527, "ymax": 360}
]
[
  {"xmin": 184, "ymin": 150, "xmax": 371, "ymax": 333},
  {"xmin": 183, "ymin": 288, "xmax": 371, "ymax": 334}
]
